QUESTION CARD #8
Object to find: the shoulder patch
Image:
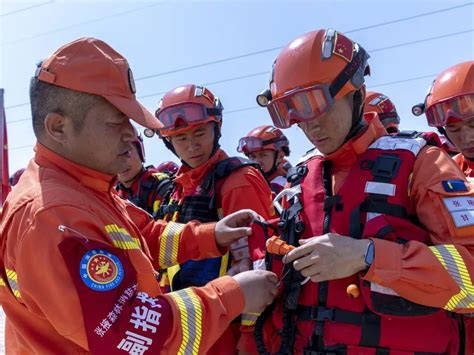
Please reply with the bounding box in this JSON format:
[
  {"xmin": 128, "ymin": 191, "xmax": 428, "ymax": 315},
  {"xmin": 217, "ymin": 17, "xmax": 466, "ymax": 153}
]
[
  {"xmin": 80, "ymin": 249, "xmax": 124, "ymax": 291},
  {"xmin": 442, "ymin": 179, "xmax": 468, "ymax": 193}
]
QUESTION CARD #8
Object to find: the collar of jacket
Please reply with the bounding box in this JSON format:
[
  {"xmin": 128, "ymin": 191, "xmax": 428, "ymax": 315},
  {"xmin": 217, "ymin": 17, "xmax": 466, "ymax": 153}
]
[
  {"xmin": 34, "ymin": 142, "xmax": 116, "ymax": 193},
  {"xmin": 174, "ymin": 149, "xmax": 228, "ymax": 191}
]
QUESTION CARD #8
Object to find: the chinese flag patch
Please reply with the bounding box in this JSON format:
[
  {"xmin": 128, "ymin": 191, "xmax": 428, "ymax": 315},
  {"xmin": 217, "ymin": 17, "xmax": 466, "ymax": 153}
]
[{"xmin": 333, "ymin": 32, "xmax": 354, "ymax": 62}]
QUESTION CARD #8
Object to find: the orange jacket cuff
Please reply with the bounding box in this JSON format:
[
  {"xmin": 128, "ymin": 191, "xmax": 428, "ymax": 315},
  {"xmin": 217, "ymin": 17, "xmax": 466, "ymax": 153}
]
[
  {"xmin": 195, "ymin": 222, "xmax": 226, "ymax": 257},
  {"xmin": 363, "ymin": 238, "xmax": 403, "ymax": 285},
  {"xmin": 210, "ymin": 276, "xmax": 245, "ymax": 318}
]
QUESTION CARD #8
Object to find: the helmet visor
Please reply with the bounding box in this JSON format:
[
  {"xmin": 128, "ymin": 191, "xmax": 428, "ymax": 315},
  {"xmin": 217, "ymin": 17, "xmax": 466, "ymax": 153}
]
[
  {"xmin": 267, "ymin": 84, "xmax": 334, "ymax": 128},
  {"xmin": 426, "ymin": 93, "xmax": 474, "ymax": 127}
]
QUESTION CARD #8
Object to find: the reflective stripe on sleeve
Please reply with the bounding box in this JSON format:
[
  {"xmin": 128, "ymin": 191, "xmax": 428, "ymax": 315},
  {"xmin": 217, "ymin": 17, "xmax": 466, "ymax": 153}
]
[
  {"xmin": 168, "ymin": 288, "xmax": 203, "ymax": 355},
  {"xmin": 430, "ymin": 244, "xmax": 474, "ymax": 310},
  {"xmin": 159, "ymin": 222, "xmax": 184, "ymax": 268}
]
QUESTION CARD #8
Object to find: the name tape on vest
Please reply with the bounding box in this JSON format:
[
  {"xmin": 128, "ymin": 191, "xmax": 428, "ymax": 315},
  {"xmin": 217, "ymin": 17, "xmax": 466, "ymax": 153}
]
[{"xmin": 364, "ymin": 181, "xmax": 396, "ymax": 196}]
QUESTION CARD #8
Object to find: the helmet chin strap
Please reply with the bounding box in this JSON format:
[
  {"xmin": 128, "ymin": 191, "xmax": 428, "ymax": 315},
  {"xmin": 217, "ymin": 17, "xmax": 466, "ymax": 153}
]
[
  {"xmin": 344, "ymin": 89, "xmax": 366, "ymax": 143},
  {"xmin": 265, "ymin": 150, "xmax": 280, "ymax": 178}
]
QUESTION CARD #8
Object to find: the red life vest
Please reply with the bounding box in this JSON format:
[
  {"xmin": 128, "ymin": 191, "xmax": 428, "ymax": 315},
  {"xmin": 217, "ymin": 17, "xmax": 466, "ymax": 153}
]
[
  {"xmin": 116, "ymin": 166, "xmax": 173, "ymax": 216},
  {"xmin": 261, "ymin": 132, "xmax": 460, "ymax": 355},
  {"xmin": 156, "ymin": 157, "xmax": 264, "ymax": 290}
]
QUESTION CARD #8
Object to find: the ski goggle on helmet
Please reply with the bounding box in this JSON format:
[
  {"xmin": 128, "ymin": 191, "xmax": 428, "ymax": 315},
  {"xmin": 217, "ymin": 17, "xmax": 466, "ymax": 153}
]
[
  {"xmin": 257, "ymin": 29, "xmax": 370, "ymax": 129},
  {"xmin": 154, "ymin": 85, "xmax": 223, "ymax": 137},
  {"xmin": 237, "ymin": 125, "xmax": 289, "ymax": 154},
  {"xmin": 412, "ymin": 61, "xmax": 474, "ymax": 127}
]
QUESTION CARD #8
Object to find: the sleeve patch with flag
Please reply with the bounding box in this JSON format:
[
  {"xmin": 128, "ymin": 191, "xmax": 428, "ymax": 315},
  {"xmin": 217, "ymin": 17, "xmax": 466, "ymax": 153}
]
[{"xmin": 442, "ymin": 180, "xmax": 468, "ymax": 193}]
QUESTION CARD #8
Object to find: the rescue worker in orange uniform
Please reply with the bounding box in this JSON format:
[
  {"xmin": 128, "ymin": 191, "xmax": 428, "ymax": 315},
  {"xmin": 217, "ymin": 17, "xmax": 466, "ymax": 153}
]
[
  {"xmin": 116, "ymin": 129, "xmax": 172, "ymax": 216},
  {"xmin": 252, "ymin": 29, "xmax": 474, "ymax": 354},
  {"xmin": 238, "ymin": 125, "xmax": 292, "ymax": 194},
  {"xmin": 152, "ymin": 84, "xmax": 275, "ymax": 354},
  {"xmin": 363, "ymin": 91, "xmax": 400, "ymax": 133},
  {"xmin": 413, "ymin": 61, "xmax": 474, "ymax": 180},
  {"xmin": 413, "ymin": 60, "xmax": 474, "ymax": 355},
  {"xmin": 0, "ymin": 37, "xmax": 278, "ymax": 354}
]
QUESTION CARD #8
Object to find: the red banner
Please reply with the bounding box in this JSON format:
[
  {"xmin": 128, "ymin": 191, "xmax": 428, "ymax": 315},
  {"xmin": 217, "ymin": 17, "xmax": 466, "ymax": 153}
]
[{"xmin": 0, "ymin": 88, "xmax": 10, "ymax": 205}]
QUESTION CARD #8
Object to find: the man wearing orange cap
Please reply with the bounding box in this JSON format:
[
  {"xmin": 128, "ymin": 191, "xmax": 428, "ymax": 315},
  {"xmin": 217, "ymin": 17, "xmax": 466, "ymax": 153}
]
[
  {"xmin": 0, "ymin": 37, "xmax": 278, "ymax": 354},
  {"xmin": 252, "ymin": 29, "xmax": 474, "ymax": 354},
  {"xmin": 363, "ymin": 91, "xmax": 400, "ymax": 133},
  {"xmin": 153, "ymin": 84, "xmax": 275, "ymax": 353},
  {"xmin": 238, "ymin": 125, "xmax": 292, "ymax": 195},
  {"xmin": 116, "ymin": 129, "xmax": 172, "ymax": 216},
  {"xmin": 414, "ymin": 60, "xmax": 474, "ymax": 355}
]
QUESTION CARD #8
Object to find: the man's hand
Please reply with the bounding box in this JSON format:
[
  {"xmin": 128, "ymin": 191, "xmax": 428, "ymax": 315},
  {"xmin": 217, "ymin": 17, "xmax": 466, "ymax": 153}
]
[
  {"xmin": 215, "ymin": 209, "xmax": 259, "ymax": 247},
  {"xmin": 284, "ymin": 234, "xmax": 370, "ymax": 282},
  {"xmin": 233, "ymin": 270, "xmax": 278, "ymax": 314}
]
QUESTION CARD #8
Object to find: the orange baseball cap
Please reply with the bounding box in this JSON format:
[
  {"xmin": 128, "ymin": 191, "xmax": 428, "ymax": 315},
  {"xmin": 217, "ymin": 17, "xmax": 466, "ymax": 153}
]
[{"xmin": 35, "ymin": 37, "xmax": 163, "ymax": 129}]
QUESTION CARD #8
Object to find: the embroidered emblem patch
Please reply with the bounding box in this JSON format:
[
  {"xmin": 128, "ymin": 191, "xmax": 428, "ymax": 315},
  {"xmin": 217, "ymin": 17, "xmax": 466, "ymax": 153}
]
[
  {"xmin": 332, "ymin": 32, "xmax": 354, "ymax": 62},
  {"xmin": 442, "ymin": 179, "xmax": 468, "ymax": 192},
  {"xmin": 80, "ymin": 249, "xmax": 124, "ymax": 291}
]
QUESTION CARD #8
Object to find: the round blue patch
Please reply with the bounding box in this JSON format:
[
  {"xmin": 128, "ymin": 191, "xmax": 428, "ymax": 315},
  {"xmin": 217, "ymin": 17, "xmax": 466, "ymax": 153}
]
[{"xmin": 79, "ymin": 249, "xmax": 124, "ymax": 292}]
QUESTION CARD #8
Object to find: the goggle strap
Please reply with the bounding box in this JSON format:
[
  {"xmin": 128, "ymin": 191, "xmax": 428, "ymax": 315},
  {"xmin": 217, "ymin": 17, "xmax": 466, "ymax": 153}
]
[
  {"xmin": 329, "ymin": 47, "xmax": 367, "ymax": 98},
  {"xmin": 378, "ymin": 112, "xmax": 400, "ymax": 123},
  {"xmin": 206, "ymin": 107, "xmax": 223, "ymax": 116}
]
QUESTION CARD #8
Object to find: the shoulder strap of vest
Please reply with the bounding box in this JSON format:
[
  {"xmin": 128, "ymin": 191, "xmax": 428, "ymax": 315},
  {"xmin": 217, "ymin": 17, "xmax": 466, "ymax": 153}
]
[
  {"xmin": 200, "ymin": 156, "xmax": 264, "ymax": 192},
  {"xmin": 368, "ymin": 132, "xmax": 428, "ymax": 157},
  {"xmin": 135, "ymin": 172, "xmax": 174, "ymax": 216}
]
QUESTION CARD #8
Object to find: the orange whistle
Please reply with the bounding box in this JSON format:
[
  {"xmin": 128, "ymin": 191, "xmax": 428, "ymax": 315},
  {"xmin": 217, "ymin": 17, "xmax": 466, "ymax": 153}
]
[
  {"xmin": 346, "ymin": 284, "xmax": 360, "ymax": 298},
  {"xmin": 266, "ymin": 236, "xmax": 295, "ymax": 256}
]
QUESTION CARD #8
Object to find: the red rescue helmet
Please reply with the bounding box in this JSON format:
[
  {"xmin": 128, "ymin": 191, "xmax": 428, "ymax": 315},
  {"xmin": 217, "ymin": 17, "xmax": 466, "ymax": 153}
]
[
  {"xmin": 412, "ymin": 61, "xmax": 474, "ymax": 127},
  {"xmin": 156, "ymin": 161, "xmax": 179, "ymax": 175},
  {"xmin": 258, "ymin": 29, "xmax": 370, "ymax": 129},
  {"xmin": 132, "ymin": 128, "xmax": 145, "ymax": 163},
  {"xmin": 9, "ymin": 168, "xmax": 25, "ymax": 186},
  {"xmin": 155, "ymin": 84, "xmax": 223, "ymax": 137},
  {"xmin": 238, "ymin": 125, "xmax": 290, "ymax": 156},
  {"xmin": 364, "ymin": 91, "xmax": 400, "ymax": 133}
]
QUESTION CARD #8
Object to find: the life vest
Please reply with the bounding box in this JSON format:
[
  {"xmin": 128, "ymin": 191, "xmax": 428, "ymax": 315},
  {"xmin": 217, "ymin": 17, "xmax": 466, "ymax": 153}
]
[
  {"xmin": 258, "ymin": 132, "xmax": 460, "ymax": 355},
  {"xmin": 156, "ymin": 157, "xmax": 260, "ymax": 291},
  {"xmin": 116, "ymin": 167, "xmax": 173, "ymax": 216}
]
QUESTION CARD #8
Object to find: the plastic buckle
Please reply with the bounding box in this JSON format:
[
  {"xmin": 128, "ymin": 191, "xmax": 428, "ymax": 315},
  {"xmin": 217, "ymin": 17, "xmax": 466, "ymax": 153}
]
[
  {"xmin": 372, "ymin": 154, "xmax": 400, "ymax": 180},
  {"xmin": 315, "ymin": 307, "xmax": 335, "ymax": 321}
]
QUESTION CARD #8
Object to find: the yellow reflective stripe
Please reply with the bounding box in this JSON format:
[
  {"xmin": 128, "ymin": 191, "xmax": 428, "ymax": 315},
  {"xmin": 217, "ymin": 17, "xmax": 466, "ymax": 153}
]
[
  {"xmin": 105, "ymin": 224, "xmax": 141, "ymax": 250},
  {"xmin": 219, "ymin": 252, "xmax": 229, "ymax": 277},
  {"xmin": 153, "ymin": 200, "xmax": 161, "ymax": 215},
  {"xmin": 168, "ymin": 288, "xmax": 203, "ymax": 355},
  {"xmin": 430, "ymin": 244, "xmax": 474, "ymax": 310},
  {"xmin": 159, "ymin": 222, "xmax": 183, "ymax": 268},
  {"xmin": 5, "ymin": 268, "xmax": 21, "ymax": 298},
  {"xmin": 217, "ymin": 207, "xmax": 224, "ymax": 220},
  {"xmin": 430, "ymin": 246, "xmax": 447, "ymax": 269},
  {"xmin": 241, "ymin": 312, "xmax": 260, "ymax": 326}
]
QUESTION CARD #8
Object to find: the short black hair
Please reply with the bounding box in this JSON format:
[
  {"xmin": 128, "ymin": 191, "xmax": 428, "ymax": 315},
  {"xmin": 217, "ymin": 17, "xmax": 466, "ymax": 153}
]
[{"xmin": 30, "ymin": 78, "xmax": 105, "ymax": 137}]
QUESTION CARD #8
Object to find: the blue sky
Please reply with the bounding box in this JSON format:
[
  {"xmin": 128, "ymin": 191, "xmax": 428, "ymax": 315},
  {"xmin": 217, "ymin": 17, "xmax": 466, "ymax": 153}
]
[{"xmin": 1, "ymin": 0, "xmax": 473, "ymax": 175}]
